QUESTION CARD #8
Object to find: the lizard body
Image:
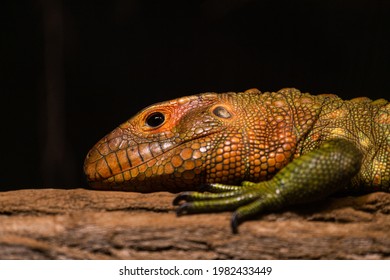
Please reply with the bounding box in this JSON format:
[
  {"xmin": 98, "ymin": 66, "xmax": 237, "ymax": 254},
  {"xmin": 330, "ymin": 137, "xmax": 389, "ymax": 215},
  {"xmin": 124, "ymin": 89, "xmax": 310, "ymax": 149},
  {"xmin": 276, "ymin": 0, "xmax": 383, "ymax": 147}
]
[{"xmin": 84, "ymin": 88, "xmax": 389, "ymax": 232}]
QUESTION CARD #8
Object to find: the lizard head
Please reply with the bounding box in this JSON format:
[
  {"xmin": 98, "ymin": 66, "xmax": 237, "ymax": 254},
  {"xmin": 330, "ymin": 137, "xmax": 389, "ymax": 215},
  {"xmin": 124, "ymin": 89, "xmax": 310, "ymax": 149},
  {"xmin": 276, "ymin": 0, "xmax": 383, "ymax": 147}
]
[{"xmin": 84, "ymin": 90, "xmax": 264, "ymax": 192}]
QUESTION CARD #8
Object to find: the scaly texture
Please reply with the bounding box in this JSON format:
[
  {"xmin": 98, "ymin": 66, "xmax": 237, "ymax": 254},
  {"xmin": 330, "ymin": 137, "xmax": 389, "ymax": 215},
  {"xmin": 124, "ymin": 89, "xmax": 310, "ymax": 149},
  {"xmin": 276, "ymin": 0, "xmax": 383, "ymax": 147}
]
[{"xmin": 84, "ymin": 88, "xmax": 390, "ymax": 232}]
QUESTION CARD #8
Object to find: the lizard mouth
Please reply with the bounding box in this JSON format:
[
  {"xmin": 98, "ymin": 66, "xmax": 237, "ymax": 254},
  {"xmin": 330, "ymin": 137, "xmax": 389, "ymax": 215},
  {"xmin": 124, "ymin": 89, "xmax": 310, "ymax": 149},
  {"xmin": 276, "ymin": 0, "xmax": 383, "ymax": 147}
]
[{"xmin": 84, "ymin": 128, "xmax": 225, "ymax": 190}]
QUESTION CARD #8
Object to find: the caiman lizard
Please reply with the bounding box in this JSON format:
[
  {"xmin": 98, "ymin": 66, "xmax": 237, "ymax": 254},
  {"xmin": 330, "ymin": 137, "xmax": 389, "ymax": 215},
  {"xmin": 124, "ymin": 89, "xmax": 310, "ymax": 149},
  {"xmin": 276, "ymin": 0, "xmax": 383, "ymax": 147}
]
[{"xmin": 84, "ymin": 88, "xmax": 390, "ymax": 233}]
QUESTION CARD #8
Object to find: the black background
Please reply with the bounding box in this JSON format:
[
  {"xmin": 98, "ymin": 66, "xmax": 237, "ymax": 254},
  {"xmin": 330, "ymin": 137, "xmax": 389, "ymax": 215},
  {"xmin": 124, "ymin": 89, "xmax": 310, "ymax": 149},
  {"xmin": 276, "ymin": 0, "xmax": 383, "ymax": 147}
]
[{"xmin": 1, "ymin": 0, "xmax": 389, "ymax": 190}]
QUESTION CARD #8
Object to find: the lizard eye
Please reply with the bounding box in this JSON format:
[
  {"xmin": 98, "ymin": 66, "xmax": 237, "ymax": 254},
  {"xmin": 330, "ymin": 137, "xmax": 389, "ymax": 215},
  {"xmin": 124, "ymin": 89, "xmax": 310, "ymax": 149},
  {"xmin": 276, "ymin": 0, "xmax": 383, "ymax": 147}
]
[
  {"xmin": 212, "ymin": 106, "xmax": 232, "ymax": 119},
  {"xmin": 145, "ymin": 112, "xmax": 165, "ymax": 128}
]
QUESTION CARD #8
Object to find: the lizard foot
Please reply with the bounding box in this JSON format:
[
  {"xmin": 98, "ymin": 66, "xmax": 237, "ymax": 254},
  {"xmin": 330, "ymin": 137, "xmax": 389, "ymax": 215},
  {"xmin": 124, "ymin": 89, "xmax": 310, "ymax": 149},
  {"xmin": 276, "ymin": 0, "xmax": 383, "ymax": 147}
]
[{"xmin": 173, "ymin": 181, "xmax": 280, "ymax": 234}]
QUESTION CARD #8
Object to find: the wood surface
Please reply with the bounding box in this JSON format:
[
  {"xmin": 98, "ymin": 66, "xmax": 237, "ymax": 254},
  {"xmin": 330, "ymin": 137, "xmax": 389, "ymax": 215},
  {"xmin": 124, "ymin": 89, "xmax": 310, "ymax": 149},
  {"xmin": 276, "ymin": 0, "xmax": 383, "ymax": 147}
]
[{"xmin": 0, "ymin": 189, "xmax": 389, "ymax": 259}]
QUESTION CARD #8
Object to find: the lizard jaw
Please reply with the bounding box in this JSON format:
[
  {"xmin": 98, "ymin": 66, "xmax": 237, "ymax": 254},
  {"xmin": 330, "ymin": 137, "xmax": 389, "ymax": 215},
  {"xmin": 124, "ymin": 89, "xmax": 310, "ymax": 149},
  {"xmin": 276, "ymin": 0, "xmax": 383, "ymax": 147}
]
[{"xmin": 84, "ymin": 129, "xmax": 225, "ymax": 192}]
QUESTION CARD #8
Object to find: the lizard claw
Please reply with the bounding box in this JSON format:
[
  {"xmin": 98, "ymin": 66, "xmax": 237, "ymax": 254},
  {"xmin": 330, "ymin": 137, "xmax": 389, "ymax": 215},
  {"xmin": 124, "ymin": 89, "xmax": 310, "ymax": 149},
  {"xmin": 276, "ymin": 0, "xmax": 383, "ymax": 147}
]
[
  {"xmin": 231, "ymin": 213, "xmax": 239, "ymax": 234},
  {"xmin": 231, "ymin": 212, "xmax": 243, "ymax": 234},
  {"xmin": 176, "ymin": 202, "xmax": 192, "ymax": 216},
  {"xmin": 172, "ymin": 191, "xmax": 194, "ymax": 205}
]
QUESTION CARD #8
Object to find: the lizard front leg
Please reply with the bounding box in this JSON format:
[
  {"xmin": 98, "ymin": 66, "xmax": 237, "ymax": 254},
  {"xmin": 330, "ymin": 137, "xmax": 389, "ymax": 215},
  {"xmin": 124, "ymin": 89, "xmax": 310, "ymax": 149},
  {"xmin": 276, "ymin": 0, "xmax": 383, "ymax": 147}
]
[{"xmin": 173, "ymin": 139, "xmax": 363, "ymax": 233}]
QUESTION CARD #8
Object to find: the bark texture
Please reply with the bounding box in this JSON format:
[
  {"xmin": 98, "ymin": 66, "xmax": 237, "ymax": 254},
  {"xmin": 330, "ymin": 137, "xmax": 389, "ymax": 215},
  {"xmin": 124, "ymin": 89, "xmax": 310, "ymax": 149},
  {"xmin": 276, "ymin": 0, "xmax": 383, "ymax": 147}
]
[{"xmin": 0, "ymin": 188, "xmax": 389, "ymax": 259}]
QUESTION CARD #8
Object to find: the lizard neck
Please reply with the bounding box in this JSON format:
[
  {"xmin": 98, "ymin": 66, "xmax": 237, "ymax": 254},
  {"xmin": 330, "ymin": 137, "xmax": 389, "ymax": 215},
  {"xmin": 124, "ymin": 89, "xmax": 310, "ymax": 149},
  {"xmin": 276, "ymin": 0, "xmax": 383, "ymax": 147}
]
[{"xmin": 240, "ymin": 88, "xmax": 326, "ymax": 182}]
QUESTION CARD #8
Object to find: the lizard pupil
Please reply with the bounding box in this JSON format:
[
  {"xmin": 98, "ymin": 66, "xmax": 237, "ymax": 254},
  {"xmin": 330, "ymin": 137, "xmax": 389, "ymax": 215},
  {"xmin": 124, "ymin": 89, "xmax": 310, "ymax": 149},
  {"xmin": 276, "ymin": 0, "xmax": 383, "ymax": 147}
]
[{"xmin": 146, "ymin": 112, "xmax": 165, "ymax": 127}]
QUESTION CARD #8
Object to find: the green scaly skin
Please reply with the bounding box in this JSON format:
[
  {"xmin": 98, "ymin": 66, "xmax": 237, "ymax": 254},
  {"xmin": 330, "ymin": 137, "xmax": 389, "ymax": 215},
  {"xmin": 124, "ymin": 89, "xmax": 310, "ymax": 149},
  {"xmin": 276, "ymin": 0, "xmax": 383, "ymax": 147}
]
[{"xmin": 84, "ymin": 88, "xmax": 390, "ymax": 233}]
